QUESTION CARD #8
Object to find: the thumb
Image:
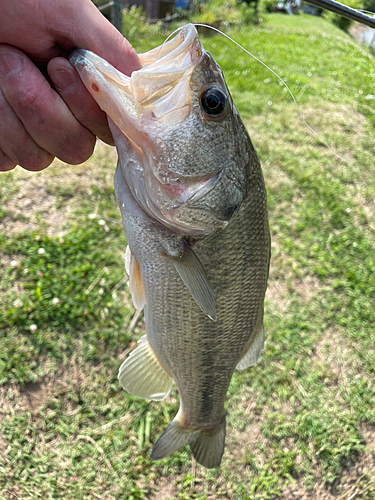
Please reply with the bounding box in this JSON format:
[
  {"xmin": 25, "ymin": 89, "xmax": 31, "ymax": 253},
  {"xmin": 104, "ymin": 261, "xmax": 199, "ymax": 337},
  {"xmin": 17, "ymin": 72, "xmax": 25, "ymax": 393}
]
[{"xmin": 51, "ymin": 0, "xmax": 141, "ymax": 76}]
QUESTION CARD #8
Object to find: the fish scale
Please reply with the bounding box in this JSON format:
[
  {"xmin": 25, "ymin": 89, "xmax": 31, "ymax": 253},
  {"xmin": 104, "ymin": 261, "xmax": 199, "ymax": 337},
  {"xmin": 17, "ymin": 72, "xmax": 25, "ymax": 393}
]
[
  {"xmin": 141, "ymin": 175, "xmax": 268, "ymax": 429},
  {"xmin": 70, "ymin": 23, "xmax": 270, "ymax": 468}
]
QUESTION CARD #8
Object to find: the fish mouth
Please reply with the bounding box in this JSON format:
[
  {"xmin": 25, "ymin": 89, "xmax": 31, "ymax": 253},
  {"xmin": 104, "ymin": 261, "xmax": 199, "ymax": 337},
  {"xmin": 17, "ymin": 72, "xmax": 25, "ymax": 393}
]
[{"xmin": 69, "ymin": 24, "xmax": 203, "ymax": 135}]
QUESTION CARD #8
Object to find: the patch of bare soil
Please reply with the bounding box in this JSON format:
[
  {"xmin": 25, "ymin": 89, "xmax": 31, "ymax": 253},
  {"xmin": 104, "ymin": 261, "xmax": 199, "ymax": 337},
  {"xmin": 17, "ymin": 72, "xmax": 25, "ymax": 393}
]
[
  {"xmin": 314, "ymin": 328, "xmax": 369, "ymax": 388},
  {"xmin": 266, "ymin": 277, "xmax": 290, "ymax": 313},
  {"xmin": 303, "ymin": 104, "xmax": 367, "ymax": 149},
  {"xmin": 283, "ymin": 476, "xmax": 334, "ymax": 500},
  {"xmin": 0, "ymin": 375, "xmax": 67, "ymax": 422},
  {"xmin": 151, "ymin": 482, "xmax": 177, "ymax": 500},
  {"xmin": 267, "ymin": 258, "xmax": 325, "ymax": 317},
  {"xmin": 149, "ymin": 470, "xmax": 231, "ymax": 500},
  {"xmin": 279, "ymin": 332, "xmax": 375, "ymax": 500},
  {"xmin": 282, "ymin": 424, "xmax": 375, "ymax": 499},
  {"xmin": 293, "ymin": 275, "xmax": 321, "ymax": 302},
  {"xmin": 315, "ymin": 328, "xmax": 375, "ymax": 435},
  {"xmin": 20, "ymin": 380, "xmax": 58, "ymax": 413},
  {"xmin": 0, "ymin": 357, "xmax": 91, "ymax": 473},
  {"xmin": 1, "ymin": 177, "xmax": 64, "ymax": 235},
  {"xmin": 0, "ymin": 349, "xmax": 90, "ymax": 429},
  {"xmin": 230, "ymin": 417, "xmax": 265, "ymax": 463},
  {"xmin": 1, "ymin": 140, "xmax": 117, "ymax": 236}
]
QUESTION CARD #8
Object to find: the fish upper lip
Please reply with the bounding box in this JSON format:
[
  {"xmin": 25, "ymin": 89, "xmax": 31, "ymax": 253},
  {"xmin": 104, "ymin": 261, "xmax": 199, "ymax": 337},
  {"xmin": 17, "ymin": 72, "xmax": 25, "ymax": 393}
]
[
  {"xmin": 69, "ymin": 49, "xmax": 88, "ymax": 67},
  {"xmin": 69, "ymin": 24, "xmax": 202, "ymax": 110}
]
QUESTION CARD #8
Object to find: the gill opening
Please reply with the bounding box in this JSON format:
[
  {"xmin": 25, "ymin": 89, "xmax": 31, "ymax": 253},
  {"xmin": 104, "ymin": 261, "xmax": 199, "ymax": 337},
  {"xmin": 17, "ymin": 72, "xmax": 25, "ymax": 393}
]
[{"xmin": 158, "ymin": 23, "xmax": 356, "ymax": 171}]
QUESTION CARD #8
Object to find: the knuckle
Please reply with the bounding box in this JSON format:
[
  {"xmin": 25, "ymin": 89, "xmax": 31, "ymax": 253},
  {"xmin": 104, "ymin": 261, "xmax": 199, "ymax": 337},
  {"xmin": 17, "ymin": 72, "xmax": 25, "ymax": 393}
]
[{"xmin": 14, "ymin": 87, "xmax": 40, "ymax": 112}]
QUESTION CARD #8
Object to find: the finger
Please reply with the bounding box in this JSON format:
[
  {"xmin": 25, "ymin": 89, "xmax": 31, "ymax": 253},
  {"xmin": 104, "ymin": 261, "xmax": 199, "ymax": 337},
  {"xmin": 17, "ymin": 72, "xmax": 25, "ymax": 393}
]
[
  {"xmin": 0, "ymin": 45, "xmax": 96, "ymax": 166},
  {"xmin": 0, "ymin": 149, "xmax": 17, "ymax": 172},
  {"xmin": 0, "ymin": 0, "xmax": 141, "ymax": 74},
  {"xmin": 47, "ymin": 57, "xmax": 114, "ymax": 145},
  {"xmin": 49, "ymin": 0, "xmax": 142, "ymax": 75},
  {"xmin": 0, "ymin": 84, "xmax": 54, "ymax": 171}
]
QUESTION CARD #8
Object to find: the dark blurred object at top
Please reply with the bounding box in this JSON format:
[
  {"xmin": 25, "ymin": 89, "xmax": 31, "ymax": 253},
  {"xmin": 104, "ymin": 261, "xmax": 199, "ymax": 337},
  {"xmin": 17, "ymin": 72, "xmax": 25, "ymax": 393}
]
[
  {"xmin": 95, "ymin": 1, "xmax": 123, "ymax": 30},
  {"xmin": 363, "ymin": 0, "xmax": 375, "ymax": 13},
  {"xmin": 94, "ymin": 0, "xmax": 174, "ymax": 21}
]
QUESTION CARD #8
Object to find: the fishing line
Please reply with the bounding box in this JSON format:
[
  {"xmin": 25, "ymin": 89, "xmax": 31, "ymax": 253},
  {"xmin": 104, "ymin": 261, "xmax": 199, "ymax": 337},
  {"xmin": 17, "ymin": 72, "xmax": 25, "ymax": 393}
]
[
  {"xmin": 357, "ymin": 8, "xmax": 375, "ymax": 16},
  {"xmin": 160, "ymin": 23, "xmax": 356, "ymax": 171}
]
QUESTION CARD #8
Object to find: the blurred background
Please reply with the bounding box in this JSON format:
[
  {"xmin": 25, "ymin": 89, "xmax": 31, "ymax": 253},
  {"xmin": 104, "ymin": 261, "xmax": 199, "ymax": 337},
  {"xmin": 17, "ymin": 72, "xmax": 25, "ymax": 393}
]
[{"xmin": 0, "ymin": 1, "xmax": 375, "ymax": 499}]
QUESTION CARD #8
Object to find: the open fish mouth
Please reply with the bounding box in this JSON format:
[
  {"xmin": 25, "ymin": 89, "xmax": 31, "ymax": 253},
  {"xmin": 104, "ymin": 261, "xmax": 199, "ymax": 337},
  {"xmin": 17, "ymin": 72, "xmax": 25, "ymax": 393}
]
[{"xmin": 69, "ymin": 24, "xmax": 203, "ymax": 137}]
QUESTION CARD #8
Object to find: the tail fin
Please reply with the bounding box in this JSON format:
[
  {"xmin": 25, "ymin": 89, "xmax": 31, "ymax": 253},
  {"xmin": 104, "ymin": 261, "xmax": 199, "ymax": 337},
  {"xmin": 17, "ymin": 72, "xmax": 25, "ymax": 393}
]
[
  {"xmin": 150, "ymin": 413, "xmax": 226, "ymax": 469},
  {"xmin": 190, "ymin": 416, "xmax": 226, "ymax": 469},
  {"xmin": 150, "ymin": 417, "xmax": 193, "ymax": 462}
]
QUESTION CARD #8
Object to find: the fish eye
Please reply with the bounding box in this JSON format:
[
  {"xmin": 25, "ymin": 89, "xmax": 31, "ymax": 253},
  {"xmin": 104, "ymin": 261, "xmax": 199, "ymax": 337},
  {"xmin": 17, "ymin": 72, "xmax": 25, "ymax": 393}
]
[{"xmin": 200, "ymin": 88, "xmax": 227, "ymax": 117}]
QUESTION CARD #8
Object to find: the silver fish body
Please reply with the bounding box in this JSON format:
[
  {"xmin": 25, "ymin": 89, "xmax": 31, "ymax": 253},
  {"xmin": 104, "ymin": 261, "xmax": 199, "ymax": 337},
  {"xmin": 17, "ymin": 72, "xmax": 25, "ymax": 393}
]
[{"xmin": 70, "ymin": 24, "xmax": 270, "ymax": 468}]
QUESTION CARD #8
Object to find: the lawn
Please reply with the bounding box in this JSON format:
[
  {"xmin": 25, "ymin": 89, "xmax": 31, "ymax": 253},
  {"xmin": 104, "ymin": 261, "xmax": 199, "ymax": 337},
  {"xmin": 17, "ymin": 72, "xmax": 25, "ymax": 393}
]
[{"xmin": 1, "ymin": 13, "xmax": 375, "ymax": 500}]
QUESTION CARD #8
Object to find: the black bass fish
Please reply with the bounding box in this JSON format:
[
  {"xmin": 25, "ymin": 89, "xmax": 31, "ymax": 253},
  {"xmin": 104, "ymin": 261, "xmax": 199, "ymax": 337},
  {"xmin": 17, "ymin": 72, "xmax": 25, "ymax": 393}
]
[{"xmin": 70, "ymin": 24, "xmax": 270, "ymax": 468}]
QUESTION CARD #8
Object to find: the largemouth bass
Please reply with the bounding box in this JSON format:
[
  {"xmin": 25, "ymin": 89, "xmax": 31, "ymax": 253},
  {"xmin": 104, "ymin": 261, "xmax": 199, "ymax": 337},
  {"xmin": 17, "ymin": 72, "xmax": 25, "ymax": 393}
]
[{"xmin": 70, "ymin": 24, "xmax": 270, "ymax": 469}]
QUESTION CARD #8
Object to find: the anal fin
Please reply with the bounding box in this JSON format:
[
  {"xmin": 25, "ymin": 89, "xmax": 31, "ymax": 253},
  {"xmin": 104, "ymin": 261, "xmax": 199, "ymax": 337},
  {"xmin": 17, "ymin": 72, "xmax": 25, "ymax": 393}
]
[
  {"xmin": 171, "ymin": 244, "xmax": 216, "ymax": 321},
  {"xmin": 118, "ymin": 335, "xmax": 172, "ymax": 401},
  {"xmin": 124, "ymin": 245, "xmax": 145, "ymax": 312},
  {"xmin": 236, "ymin": 324, "xmax": 264, "ymax": 370}
]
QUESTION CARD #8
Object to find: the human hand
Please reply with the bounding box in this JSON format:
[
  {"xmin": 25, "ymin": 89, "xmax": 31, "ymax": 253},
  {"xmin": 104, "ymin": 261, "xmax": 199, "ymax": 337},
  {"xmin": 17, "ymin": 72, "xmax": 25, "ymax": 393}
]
[{"xmin": 0, "ymin": 0, "xmax": 141, "ymax": 171}]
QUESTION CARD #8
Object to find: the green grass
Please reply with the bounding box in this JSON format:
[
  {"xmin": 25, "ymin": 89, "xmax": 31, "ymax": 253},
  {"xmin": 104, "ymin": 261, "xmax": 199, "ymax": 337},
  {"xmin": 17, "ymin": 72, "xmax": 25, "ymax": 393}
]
[{"xmin": 1, "ymin": 14, "xmax": 375, "ymax": 500}]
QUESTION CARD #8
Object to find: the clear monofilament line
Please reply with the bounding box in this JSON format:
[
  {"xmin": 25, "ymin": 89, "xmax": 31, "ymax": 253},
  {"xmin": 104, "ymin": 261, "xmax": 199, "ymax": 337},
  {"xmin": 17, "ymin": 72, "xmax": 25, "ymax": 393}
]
[
  {"xmin": 192, "ymin": 23, "xmax": 356, "ymax": 171},
  {"xmin": 158, "ymin": 23, "xmax": 356, "ymax": 171},
  {"xmin": 357, "ymin": 8, "xmax": 375, "ymax": 15},
  {"xmin": 155, "ymin": 24, "xmax": 187, "ymax": 61}
]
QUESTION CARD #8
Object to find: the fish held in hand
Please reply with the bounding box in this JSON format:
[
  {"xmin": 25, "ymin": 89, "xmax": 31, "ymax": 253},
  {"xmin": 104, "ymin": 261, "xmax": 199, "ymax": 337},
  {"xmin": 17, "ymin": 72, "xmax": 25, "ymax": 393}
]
[{"xmin": 70, "ymin": 24, "xmax": 270, "ymax": 469}]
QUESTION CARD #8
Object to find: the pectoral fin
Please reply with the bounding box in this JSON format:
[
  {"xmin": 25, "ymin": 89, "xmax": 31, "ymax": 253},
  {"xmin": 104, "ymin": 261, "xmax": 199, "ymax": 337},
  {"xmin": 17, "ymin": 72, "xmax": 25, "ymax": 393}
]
[
  {"xmin": 236, "ymin": 324, "xmax": 264, "ymax": 370},
  {"xmin": 124, "ymin": 246, "xmax": 145, "ymax": 312},
  {"xmin": 171, "ymin": 245, "xmax": 216, "ymax": 321},
  {"xmin": 118, "ymin": 335, "xmax": 172, "ymax": 401}
]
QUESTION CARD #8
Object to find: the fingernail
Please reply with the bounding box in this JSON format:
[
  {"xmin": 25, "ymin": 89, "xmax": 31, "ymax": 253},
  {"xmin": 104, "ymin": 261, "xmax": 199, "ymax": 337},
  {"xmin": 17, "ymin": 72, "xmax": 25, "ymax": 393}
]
[
  {"xmin": 51, "ymin": 68, "xmax": 78, "ymax": 92},
  {"xmin": 0, "ymin": 51, "xmax": 23, "ymax": 78}
]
